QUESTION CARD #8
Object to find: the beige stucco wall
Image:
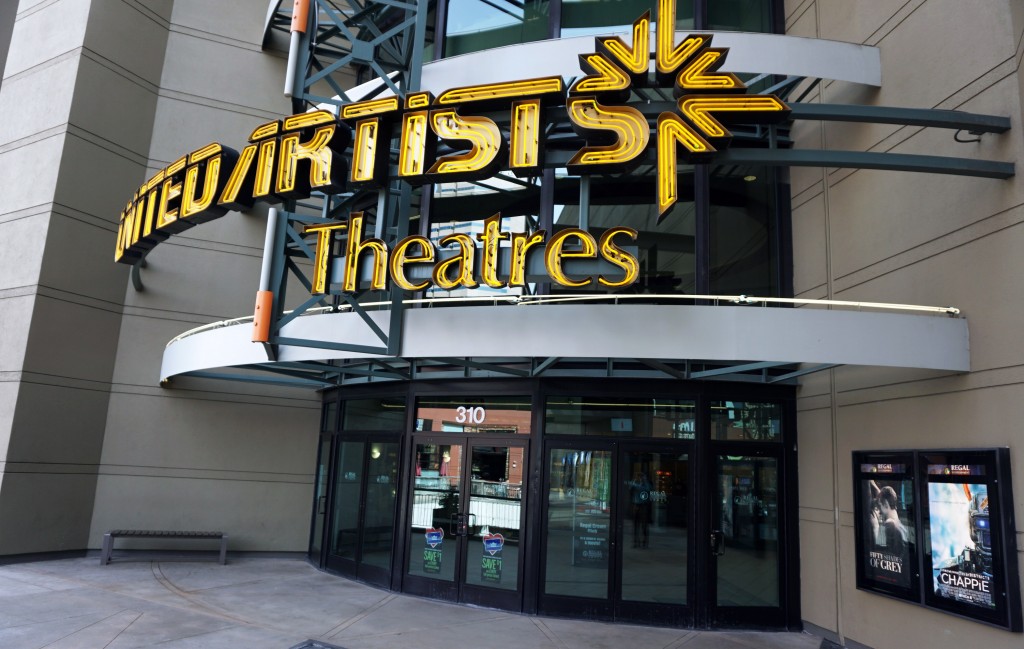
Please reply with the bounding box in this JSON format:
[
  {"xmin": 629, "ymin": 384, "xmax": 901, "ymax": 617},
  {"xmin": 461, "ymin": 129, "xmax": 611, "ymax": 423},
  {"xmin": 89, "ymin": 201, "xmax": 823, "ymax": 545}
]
[
  {"xmin": 786, "ymin": 0, "xmax": 1024, "ymax": 647},
  {"xmin": 0, "ymin": 0, "xmax": 170, "ymax": 555},
  {"xmin": 0, "ymin": 0, "xmax": 319, "ymax": 556},
  {"xmin": 87, "ymin": 0, "xmax": 319, "ymax": 553}
]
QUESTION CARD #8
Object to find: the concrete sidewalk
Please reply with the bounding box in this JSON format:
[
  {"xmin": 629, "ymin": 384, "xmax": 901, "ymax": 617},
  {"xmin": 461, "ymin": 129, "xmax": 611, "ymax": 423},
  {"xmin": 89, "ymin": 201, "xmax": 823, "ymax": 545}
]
[{"xmin": 0, "ymin": 557, "xmax": 822, "ymax": 649}]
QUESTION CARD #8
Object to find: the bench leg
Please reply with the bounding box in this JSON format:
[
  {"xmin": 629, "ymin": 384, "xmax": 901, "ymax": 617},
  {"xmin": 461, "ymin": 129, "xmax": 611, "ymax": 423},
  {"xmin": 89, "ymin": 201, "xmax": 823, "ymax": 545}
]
[
  {"xmin": 101, "ymin": 533, "xmax": 113, "ymax": 565},
  {"xmin": 219, "ymin": 535, "xmax": 228, "ymax": 565}
]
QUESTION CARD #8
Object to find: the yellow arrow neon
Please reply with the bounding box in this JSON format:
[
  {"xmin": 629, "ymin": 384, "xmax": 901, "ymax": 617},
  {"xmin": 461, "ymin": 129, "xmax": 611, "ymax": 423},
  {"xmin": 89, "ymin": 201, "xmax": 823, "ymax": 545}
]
[
  {"xmin": 656, "ymin": 0, "xmax": 708, "ymax": 75},
  {"xmin": 570, "ymin": 53, "xmax": 631, "ymax": 94},
  {"xmin": 657, "ymin": 113, "xmax": 714, "ymax": 218},
  {"xmin": 677, "ymin": 49, "xmax": 743, "ymax": 91},
  {"xmin": 679, "ymin": 95, "xmax": 789, "ymax": 138},
  {"xmin": 599, "ymin": 10, "xmax": 650, "ymax": 75}
]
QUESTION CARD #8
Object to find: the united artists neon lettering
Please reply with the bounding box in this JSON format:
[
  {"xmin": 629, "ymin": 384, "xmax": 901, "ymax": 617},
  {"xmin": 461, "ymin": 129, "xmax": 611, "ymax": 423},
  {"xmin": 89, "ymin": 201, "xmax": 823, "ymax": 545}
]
[{"xmin": 115, "ymin": 0, "xmax": 789, "ymax": 274}]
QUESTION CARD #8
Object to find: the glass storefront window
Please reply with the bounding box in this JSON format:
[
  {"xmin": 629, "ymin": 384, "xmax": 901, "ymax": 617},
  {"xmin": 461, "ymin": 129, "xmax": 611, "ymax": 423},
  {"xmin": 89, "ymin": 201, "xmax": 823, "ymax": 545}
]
[
  {"xmin": 622, "ymin": 450, "xmax": 689, "ymax": 604},
  {"xmin": 329, "ymin": 441, "xmax": 365, "ymax": 560},
  {"xmin": 715, "ymin": 454, "xmax": 779, "ymax": 606},
  {"xmin": 362, "ymin": 441, "xmax": 400, "ymax": 570},
  {"xmin": 545, "ymin": 397, "xmax": 696, "ymax": 438},
  {"xmin": 464, "ymin": 445, "xmax": 525, "ymax": 590},
  {"xmin": 560, "ymin": 0, "xmax": 694, "ymax": 37},
  {"xmin": 553, "ymin": 168, "xmax": 697, "ymax": 297},
  {"xmin": 343, "ymin": 398, "xmax": 407, "ymax": 430},
  {"xmin": 545, "ymin": 448, "xmax": 613, "ymax": 597},
  {"xmin": 710, "ymin": 400, "xmax": 781, "ymax": 441},
  {"xmin": 409, "ymin": 442, "xmax": 463, "ymax": 581},
  {"xmin": 428, "ymin": 174, "xmax": 543, "ymax": 301},
  {"xmin": 416, "ymin": 396, "xmax": 533, "ymax": 434},
  {"xmin": 709, "ymin": 165, "xmax": 778, "ymax": 296},
  {"xmin": 707, "ymin": 0, "xmax": 774, "ymax": 33},
  {"xmin": 321, "ymin": 401, "xmax": 338, "ymax": 432},
  {"xmin": 444, "ymin": 0, "xmax": 550, "ymax": 57}
]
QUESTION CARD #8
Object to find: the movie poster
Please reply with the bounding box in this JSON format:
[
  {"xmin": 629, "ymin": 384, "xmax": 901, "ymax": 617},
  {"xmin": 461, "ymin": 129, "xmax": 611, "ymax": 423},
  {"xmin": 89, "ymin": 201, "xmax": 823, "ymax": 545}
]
[
  {"xmin": 858, "ymin": 463, "xmax": 915, "ymax": 590},
  {"xmin": 926, "ymin": 464, "xmax": 995, "ymax": 610}
]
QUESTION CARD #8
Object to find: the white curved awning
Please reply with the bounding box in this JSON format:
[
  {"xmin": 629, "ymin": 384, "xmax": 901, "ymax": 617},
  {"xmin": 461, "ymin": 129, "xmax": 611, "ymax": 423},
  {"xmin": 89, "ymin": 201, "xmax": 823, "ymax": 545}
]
[
  {"xmin": 423, "ymin": 31, "xmax": 881, "ymax": 91},
  {"xmin": 340, "ymin": 31, "xmax": 882, "ymax": 105},
  {"xmin": 161, "ymin": 304, "xmax": 967, "ymax": 382}
]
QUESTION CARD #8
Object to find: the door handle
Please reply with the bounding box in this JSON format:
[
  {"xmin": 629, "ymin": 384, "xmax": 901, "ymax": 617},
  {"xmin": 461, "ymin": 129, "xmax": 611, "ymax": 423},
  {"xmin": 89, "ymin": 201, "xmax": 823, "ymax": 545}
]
[
  {"xmin": 710, "ymin": 530, "xmax": 725, "ymax": 556},
  {"xmin": 317, "ymin": 495, "xmax": 327, "ymax": 515},
  {"xmin": 452, "ymin": 513, "xmax": 476, "ymax": 537}
]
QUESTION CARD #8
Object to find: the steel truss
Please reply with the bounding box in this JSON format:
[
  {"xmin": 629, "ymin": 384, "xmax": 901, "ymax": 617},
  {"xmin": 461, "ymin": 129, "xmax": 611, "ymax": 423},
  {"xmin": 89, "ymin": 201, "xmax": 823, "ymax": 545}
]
[
  {"xmin": 183, "ymin": 357, "xmax": 829, "ymax": 389},
  {"xmin": 259, "ymin": 0, "xmax": 430, "ymax": 366}
]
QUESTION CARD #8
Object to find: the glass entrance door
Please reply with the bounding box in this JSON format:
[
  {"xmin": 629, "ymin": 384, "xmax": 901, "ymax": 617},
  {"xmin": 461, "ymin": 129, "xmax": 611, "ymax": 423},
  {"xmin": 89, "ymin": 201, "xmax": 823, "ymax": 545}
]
[
  {"xmin": 707, "ymin": 452, "xmax": 783, "ymax": 626},
  {"xmin": 541, "ymin": 443, "xmax": 694, "ymax": 626},
  {"xmin": 324, "ymin": 437, "xmax": 401, "ymax": 586},
  {"xmin": 404, "ymin": 436, "xmax": 528, "ymax": 610},
  {"xmin": 618, "ymin": 447, "xmax": 692, "ymax": 623}
]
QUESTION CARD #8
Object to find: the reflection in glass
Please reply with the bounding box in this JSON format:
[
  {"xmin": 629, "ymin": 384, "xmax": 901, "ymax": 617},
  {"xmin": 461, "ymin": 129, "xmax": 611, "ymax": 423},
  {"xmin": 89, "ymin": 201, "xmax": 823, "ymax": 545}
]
[
  {"xmin": 710, "ymin": 401, "xmax": 781, "ymax": 442},
  {"xmin": 408, "ymin": 443, "xmax": 463, "ymax": 582},
  {"xmin": 709, "ymin": 166, "xmax": 778, "ymax": 296},
  {"xmin": 361, "ymin": 441, "xmax": 400, "ymax": 570},
  {"xmin": 545, "ymin": 397, "xmax": 696, "ymax": 438},
  {"xmin": 321, "ymin": 401, "xmax": 338, "ymax": 432},
  {"xmin": 716, "ymin": 455, "xmax": 779, "ymax": 606},
  {"xmin": 464, "ymin": 446, "xmax": 525, "ymax": 590},
  {"xmin": 553, "ymin": 169, "xmax": 696, "ymax": 297},
  {"xmin": 329, "ymin": 441, "xmax": 364, "ymax": 560},
  {"xmin": 621, "ymin": 451, "xmax": 689, "ymax": 604},
  {"xmin": 416, "ymin": 396, "xmax": 532, "ymax": 434},
  {"xmin": 561, "ymin": 0, "xmax": 694, "ymax": 37},
  {"xmin": 545, "ymin": 448, "xmax": 612, "ymax": 598},
  {"xmin": 445, "ymin": 0, "xmax": 550, "ymax": 57},
  {"xmin": 707, "ymin": 0, "xmax": 774, "ymax": 33},
  {"xmin": 428, "ymin": 175, "xmax": 542, "ymax": 301},
  {"xmin": 343, "ymin": 398, "xmax": 406, "ymax": 430}
]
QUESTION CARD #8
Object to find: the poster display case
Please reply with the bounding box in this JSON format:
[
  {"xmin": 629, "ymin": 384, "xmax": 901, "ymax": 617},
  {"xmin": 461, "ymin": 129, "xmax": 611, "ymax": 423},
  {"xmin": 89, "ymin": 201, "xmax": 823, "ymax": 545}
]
[
  {"xmin": 853, "ymin": 449, "xmax": 1021, "ymax": 631},
  {"xmin": 853, "ymin": 453, "xmax": 919, "ymax": 602}
]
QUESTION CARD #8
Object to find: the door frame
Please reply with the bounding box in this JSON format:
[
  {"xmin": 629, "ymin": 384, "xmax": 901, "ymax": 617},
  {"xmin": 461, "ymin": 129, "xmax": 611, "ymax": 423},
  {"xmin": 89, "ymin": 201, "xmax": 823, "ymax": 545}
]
[
  {"xmin": 538, "ymin": 438, "xmax": 697, "ymax": 626},
  {"xmin": 401, "ymin": 432, "xmax": 530, "ymax": 611},
  {"xmin": 322, "ymin": 432, "xmax": 403, "ymax": 588}
]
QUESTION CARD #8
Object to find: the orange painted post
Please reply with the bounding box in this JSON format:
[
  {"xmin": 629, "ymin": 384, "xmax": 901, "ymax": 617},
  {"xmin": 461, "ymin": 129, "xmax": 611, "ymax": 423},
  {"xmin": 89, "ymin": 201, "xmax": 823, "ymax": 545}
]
[
  {"xmin": 291, "ymin": 0, "xmax": 310, "ymax": 33},
  {"xmin": 252, "ymin": 290, "xmax": 274, "ymax": 342}
]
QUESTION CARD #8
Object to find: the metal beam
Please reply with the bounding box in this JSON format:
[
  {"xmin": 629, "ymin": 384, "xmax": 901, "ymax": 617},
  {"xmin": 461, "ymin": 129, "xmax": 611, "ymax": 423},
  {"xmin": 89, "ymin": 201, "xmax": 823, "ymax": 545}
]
[
  {"xmin": 532, "ymin": 357, "xmax": 561, "ymax": 376},
  {"xmin": 715, "ymin": 148, "xmax": 1014, "ymax": 179},
  {"xmin": 690, "ymin": 361, "xmax": 790, "ymax": 380},
  {"xmin": 178, "ymin": 370, "xmax": 331, "ymax": 388},
  {"xmin": 423, "ymin": 357, "xmax": 531, "ymax": 378},
  {"xmin": 768, "ymin": 363, "xmax": 840, "ymax": 383},
  {"xmin": 790, "ymin": 103, "xmax": 1012, "ymax": 133},
  {"xmin": 639, "ymin": 359, "xmax": 689, "ymax": 380}
]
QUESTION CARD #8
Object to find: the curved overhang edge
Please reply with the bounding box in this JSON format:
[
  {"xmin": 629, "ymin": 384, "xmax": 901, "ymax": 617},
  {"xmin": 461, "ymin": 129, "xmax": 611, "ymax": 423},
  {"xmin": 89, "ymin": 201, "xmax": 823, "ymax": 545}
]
[
  {"xmin": 340, "ymin": 31, "xmax": 881, "ymax": 103},
  {"xmin": 160, "ymin": 305, "xmax": 968, "ymax": 382}
]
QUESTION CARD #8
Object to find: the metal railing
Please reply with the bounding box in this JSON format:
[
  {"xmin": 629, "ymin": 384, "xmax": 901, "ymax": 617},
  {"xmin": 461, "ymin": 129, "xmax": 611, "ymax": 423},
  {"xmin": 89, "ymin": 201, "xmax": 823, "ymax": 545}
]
[{"xmin": 167, "ymin": 293, "xmax": 961, "ymax": 347}]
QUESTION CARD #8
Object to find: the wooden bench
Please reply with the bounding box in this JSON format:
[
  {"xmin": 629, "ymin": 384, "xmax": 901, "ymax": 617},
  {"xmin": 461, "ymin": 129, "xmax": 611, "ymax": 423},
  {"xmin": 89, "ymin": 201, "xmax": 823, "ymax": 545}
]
[{"xmin": 100, "ymin": 530, "xmax": 228, "ymax": 565}]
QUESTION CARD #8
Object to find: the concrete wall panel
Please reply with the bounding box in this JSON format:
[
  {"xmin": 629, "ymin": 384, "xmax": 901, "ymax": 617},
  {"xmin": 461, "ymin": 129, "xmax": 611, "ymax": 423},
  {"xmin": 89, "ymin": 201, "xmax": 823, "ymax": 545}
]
[
  {"xmin": 0, "ymin": 472, "xmax": 97, "ymax": 553},
  {"xmin": 0, "ymin": 214, "xmax": 49, "ymax": 292},
  {"xmin": 3, "ymin": 0, "xmax": 89, "ymax": 79},
  {"xmin": 791, "ymin": 191, "xmax": 828, "ymax": 297},
  {"xmin": 0, "ymin": 55, "xmax": 77, "ymax": 146},
  {"xmin": 0, "ymin": 135, "xmax": 64, "ymax": 214},
  {"xmin": 799, "ymin": 518, "xmax": 838, "ymax": 633}
]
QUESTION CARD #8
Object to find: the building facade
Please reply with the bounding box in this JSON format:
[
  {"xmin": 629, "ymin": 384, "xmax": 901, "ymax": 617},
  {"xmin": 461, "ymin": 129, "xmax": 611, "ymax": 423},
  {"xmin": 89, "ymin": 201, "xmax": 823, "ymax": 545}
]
[{"xmin": 0, "ymin": 1, "xmax": 1023, "ymax": 648}]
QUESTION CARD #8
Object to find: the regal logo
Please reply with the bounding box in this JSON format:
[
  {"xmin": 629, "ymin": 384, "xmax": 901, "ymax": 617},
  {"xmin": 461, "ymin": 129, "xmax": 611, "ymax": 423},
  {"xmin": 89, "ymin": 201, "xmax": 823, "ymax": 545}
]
[{"xmin": 114, "ymin": 0, "xmax": 789, "ymax": 292}]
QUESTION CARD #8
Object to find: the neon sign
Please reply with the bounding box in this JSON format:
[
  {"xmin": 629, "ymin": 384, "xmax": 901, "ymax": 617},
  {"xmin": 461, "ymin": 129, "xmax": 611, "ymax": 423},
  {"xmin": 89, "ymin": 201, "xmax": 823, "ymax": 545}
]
[{"xmin": 114, "ymin": 0, "xmax": 790, "ymax": 295}]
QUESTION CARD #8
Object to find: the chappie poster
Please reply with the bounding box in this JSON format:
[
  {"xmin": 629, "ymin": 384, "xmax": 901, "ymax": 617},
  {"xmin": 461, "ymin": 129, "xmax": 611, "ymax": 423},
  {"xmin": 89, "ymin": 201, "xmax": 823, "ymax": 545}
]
[{"xmin": 928, "ymin": 481, "xmax": 995, "ymax": 610}]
